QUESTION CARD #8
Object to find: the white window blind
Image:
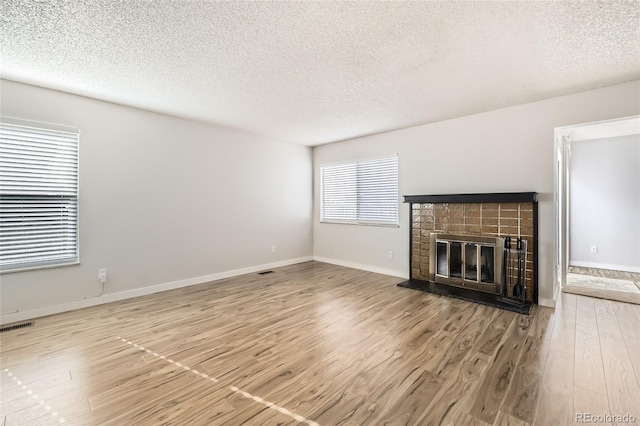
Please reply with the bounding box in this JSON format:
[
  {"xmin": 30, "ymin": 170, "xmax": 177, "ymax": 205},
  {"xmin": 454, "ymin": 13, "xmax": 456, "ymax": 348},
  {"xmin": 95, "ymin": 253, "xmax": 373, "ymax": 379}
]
[
  {"xmin": 321, "ymin": 156, "xmax": 398, "ymax": 226},
  {"xmin": 0, "ymin": 119, "xmax": 79, "ymax": 271}
]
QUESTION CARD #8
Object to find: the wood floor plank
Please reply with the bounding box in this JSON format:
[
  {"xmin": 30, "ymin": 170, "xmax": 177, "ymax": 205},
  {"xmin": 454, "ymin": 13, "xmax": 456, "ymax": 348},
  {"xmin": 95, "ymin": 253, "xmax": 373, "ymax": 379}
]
[
  {"xmin": 419, "ymin": 306, "xmax": 478, "ymax": 373},
  {"xmin": 0, "ymin": 394, "xmax": 38, "ymax": 421},
  {"xmin": 0, "ymin": 367, "xmax": 71, "ymax": 399},
  {"xmin": 429, "ymin": 304, "xmax": 495, "ymax": 379},
  {"xmin": 600, "ymin": 336, "xmax": 640, "ymax": 420},
  {"xmin": 614, "ymin": 303, "xmax": 640, "ymax": 340},
  {"xmin": 552, "ymin": 308, "xmax": 577, "ymax": 332},
  {"xmin": 623, "ymin": 335, "xmax": 640, "ymax": 385},
  {"xmin": 7, "ymin": 398, "xmax": 90, "ymax": 426},
  {"xmin": 574, "ymin": 327, "xmax": 607, "ymax": 394},
  {"xmin": 612, "ymin": 412, "xmax": 640, "ymax": 426},
  {"xmin": 234, "ymin": 406, "xmax": 301, "ymax": 426},
  {"xmin": 534, "ymin": 349, "xmax": 574, "ymax": 426},
  {"xmin": 470, "ymin": 337, "xmax": 524, "ymax": 424},
  {"xmin": 575, "ymin": 295, "xmax": 599, "ymax": 332},
  {"xmin": 475, "ymin": 309, "xmax": 516, "ymax": 356},
  {"xmin": 421, "ymin": 351, "xmax": 490, "ymax": 425},
  {"xmin": 501, "ymin": 334, "xmax": 551, "ymax": 424},
  {"xmin": 87, "ymin": 365, "xmax": 200, "ymax": 411},
  {"xmin": 356, "ymin": 368, "xmax": 442, "ymax": 425},
  {"xmin": 137, "ymin": 387, "xmax": 257, "ymax": 426},
  {"xmin": 440, "ymin": 406, "xmax": 492, "ymax": 426},
  {"xmin": 557, "ymin": 292, "xmax": 577, "ymax": 313},
  {"xmin": 573, "ymin": 386, "xmax": 611, "ymax": 426},
  {"xmin": 260, "ymin": 362, "xmax": 361, "ymax": 422},
  {"xmin": 494, "ymin": 410, "xmax": 529, "ymax": 426},
  {"xmin": 527, "ymin": 305, "xmax": 555, "ymax": 341},
  {"xmin": 90, "ymin": 381, "xmax": 231, "ymax": 426},
  {"xmin": 549, "ymin": 323, "xmax": 575, "ymax": 355},
  {"xmin": 595, "ymin": 299, "xmax": 624, "ymax": 340}
]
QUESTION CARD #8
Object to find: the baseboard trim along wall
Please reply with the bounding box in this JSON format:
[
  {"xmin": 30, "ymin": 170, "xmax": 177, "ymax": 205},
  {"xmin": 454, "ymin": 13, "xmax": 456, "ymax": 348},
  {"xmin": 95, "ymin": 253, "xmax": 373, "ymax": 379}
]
[
  {"xmin": 0, "ymin": 256, "xmax": 313, "ymax": 325},
  {"xmin": 3, "ymin": 255, "xmax": 555, "ymax": 324},
  {"xmin": 537, "ymin": 297, "xmax": 556, "ymax": 308},
  {"xmin": 570, "ymin": 261, "xmax": 640, "ymax": 274},
  {"xmin": 313, "ymin": 256, "xmax": 408, "ymax": 280}
]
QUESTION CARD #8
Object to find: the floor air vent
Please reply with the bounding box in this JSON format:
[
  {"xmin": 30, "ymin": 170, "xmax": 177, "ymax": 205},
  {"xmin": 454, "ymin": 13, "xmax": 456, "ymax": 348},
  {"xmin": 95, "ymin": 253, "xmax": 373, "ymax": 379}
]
[
  {"xmin": 258, "ymin": 270, "xmax": 274, "ymax": 275},
  {"xmin": 0, "ymin": 321, "xmax": 34, "ymax": 333}
]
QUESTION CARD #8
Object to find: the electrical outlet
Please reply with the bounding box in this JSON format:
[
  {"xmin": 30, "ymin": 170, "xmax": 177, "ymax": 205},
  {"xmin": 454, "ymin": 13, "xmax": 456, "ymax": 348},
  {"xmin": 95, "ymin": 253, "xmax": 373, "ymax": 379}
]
[
  {"xmin": 98, "ymin": 268, "xmax": 107, "ymax": 283},
  {"xmin": 388, "ymin": 250, "xmax": 394, "ymax": 259},
  {"xmin": 271, "ymin": 245, "xmax": 276, "ymax": 254},
  {"xmin": 590, "ymin": 246, "xmax": 598, "ymax": 254}
]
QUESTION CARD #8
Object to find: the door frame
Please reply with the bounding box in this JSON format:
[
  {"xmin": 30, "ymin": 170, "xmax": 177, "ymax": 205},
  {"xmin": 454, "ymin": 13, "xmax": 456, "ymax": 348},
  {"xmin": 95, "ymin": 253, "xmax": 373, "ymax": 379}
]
[{"xmin": 554, "ymin": 115, "xmax": 640, "ymax": 300}]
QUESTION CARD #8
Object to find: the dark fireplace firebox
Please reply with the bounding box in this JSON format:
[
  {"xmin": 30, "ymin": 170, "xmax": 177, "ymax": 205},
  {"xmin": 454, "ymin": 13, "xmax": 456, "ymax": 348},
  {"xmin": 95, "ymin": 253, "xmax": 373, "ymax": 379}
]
[{"xmin": 397, "ymin": 192, "xmax": 538, "ymax": 314}]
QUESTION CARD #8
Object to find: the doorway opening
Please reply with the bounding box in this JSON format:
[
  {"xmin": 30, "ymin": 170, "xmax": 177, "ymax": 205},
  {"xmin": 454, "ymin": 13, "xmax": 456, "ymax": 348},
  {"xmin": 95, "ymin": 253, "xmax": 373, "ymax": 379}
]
[{"xmin": 554, "ymin": 116, "xmax": 640, "ymax": 304}]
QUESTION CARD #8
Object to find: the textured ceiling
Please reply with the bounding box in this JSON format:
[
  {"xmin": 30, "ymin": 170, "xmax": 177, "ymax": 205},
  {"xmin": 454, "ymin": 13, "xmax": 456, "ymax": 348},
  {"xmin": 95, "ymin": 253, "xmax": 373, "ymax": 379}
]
[{"xmin": 2, "ymin": 1, "xmax": 639, "ymax": 146}]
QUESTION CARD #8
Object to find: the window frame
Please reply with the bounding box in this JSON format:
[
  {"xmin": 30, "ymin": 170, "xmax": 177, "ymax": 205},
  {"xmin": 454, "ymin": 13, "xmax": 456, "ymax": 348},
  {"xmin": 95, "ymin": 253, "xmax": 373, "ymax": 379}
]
[
  {"xmin": 320, "ymin": 155, "xmax": 399, "ymax": 227},
  {"xmin": 0, "ymin": 117, "xmax": 80, "ymax": 274}
]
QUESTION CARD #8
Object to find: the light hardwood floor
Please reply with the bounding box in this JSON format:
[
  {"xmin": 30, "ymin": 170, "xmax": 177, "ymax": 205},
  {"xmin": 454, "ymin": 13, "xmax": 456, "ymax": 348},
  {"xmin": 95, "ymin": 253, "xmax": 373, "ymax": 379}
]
[{"xmin": 1, "ymin": 261, "xmax": 639, "ymax": 425}]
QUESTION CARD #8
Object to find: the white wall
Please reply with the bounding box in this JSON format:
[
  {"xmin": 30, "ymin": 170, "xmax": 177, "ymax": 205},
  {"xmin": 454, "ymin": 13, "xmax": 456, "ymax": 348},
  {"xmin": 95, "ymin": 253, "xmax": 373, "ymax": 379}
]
[
  {"xmin": 0, "ymin": 80, "xmax": 313, "ymax": 322},
  {"xmin": 569, "ymin": 135, "xmax": 640, "ymax": 271},
  {"xmin": 313, "ymin": 80, "xmax": 640, "ymax": 306}
]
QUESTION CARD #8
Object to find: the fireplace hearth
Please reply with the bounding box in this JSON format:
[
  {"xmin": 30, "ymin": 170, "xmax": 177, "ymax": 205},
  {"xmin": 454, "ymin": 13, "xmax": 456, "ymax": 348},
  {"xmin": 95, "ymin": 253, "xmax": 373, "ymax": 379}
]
[{"xmin": 397, "ymin": 192, "xmax": 538, "ymax": 314}]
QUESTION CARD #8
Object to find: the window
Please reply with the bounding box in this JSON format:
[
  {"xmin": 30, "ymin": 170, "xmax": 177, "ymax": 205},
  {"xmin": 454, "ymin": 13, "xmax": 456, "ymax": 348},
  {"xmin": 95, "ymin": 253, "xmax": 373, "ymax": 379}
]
[
  {"xmin": 0, "ymin": 118, "xmax": 79, "ymax": 272},
  {"xmin": 320, "ymin": 156, "xmax": 398, "ymax": 226}
]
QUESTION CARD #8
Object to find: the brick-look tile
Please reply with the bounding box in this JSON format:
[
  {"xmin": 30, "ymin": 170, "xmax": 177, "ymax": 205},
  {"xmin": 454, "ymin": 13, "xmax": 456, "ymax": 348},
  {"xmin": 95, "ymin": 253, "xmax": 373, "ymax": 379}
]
[
  {"xmin": 449, "ymin": 223, "xmax": 465, "ymax": 233},
  {"xmin": 499, "ymin": 217, "xmax": 519, "ymax": 227},
  {"xmin": 464, "ymin": 203, "xmax": 481, "ymax": 214},
  {"xmin": 499, "ymin": 202, "xmax": 519, "ymax": 210},
  {"xmin": 465, "ymin": 224, "xmax": 482, "ymax": 234},
  {"xmin": 409, "ymin": 200, "xmax": 535, "ymax": 303}
]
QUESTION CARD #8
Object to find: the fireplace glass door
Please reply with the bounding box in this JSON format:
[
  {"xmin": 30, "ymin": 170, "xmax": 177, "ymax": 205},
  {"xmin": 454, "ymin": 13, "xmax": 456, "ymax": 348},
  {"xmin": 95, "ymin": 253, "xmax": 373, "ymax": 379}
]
[
  {"xmin": 435, "ymin": 240, "xmax": 494, "ymax": 284},
  {"xmin": 436, "ymin": 241, "xmax": 448, "ymax": 277},
  {"xmin": 450, "ymin": 242, "xmax": 463, "ymax": 279},
  {"xmin": 464, "ymin": 243, "xmax": 478, "ymax": 282},
  {"xmin": 429, "ymin": 233, "xmax": 502, "ymax": 293},
  {"xmin": 480, "ymin": 246, "xmax": 495, "ymax": 283}
]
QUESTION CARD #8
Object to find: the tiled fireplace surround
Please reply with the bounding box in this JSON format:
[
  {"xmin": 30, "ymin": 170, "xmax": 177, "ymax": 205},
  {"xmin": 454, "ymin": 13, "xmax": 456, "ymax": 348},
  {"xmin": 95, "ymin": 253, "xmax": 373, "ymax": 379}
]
[{"xmin": 404, "ymin": 193, "xmax": 538, "ymax": 305}]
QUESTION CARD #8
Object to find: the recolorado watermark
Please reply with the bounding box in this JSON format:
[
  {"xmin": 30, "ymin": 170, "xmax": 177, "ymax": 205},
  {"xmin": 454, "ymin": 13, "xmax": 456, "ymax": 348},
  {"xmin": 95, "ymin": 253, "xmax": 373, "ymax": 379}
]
[{"xmin": 576, "ymin": 413, "xmax": 636, "ymax": 423}]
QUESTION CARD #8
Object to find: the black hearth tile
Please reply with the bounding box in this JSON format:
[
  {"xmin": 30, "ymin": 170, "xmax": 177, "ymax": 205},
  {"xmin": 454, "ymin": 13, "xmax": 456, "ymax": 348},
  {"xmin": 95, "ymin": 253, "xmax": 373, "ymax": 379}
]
[{"xmin": 397, "ymin": 279, "xmax": 532, "ymax": 315}]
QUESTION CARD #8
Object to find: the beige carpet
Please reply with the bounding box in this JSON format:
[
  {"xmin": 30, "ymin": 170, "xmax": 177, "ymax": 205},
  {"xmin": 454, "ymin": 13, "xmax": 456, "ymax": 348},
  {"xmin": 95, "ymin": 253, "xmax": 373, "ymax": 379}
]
[{"xmin": 564, "ymin": 272, "xmax": 640, "ymax": 304}]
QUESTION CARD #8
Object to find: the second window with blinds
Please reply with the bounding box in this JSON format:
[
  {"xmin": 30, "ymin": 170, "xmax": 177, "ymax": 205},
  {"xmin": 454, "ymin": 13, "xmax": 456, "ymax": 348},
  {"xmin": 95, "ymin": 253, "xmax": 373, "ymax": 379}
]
[{"xmin": 320, "ymin": 156, "xmax": 399, "ymax": 226}]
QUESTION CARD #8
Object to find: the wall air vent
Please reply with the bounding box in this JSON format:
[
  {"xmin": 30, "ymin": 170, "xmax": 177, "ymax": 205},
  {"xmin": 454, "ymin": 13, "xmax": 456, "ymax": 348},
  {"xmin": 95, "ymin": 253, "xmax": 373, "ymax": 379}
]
[{"xmin": 0, "ymin": 321, "xmax": 34, "ymax": 333}]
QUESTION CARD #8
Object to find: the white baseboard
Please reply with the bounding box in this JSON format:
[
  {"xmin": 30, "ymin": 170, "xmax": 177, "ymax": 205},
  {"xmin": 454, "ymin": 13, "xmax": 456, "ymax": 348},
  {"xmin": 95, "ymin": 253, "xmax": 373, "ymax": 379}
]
[
  {"xmin": 312, "ymin": 256, "xmax": 408, "ymax": 279},
  {"xmin": 538, "ymin": 297, "xmax": 556, "ymax": 308},
  {"xmin": 0, "ymin": 256, "xmax": 313, "ymax": 325},
  {"xmin": 537, "ymin": 280, "xmax": 561, "ymax": 309},
  {"xmin": 570, "ymin": 261, "xmax": 640, "ymax": 273}
]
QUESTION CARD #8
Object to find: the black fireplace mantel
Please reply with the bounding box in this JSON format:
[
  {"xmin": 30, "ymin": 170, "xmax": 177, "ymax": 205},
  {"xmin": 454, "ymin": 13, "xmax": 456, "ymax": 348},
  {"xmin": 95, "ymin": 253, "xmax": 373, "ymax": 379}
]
[{"xmin": 403, "ymin": 192, "xmax": 537, "ymax": 204}]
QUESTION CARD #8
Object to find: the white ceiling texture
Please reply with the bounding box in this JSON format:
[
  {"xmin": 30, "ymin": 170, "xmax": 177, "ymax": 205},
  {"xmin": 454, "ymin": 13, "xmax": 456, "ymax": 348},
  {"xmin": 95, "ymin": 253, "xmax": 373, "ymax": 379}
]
[{"xmin": 2, "ymin": 1, "xmax": 639, "ymax": 146}]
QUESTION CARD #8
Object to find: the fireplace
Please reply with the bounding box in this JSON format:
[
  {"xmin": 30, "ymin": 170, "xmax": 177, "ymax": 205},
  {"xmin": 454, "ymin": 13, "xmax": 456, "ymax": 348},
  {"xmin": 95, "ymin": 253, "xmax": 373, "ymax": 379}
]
[
  {"xmin": 431, "ymin": 233, "xmax": 503, "ymax": 293},
  {"xmin": 398, "ymin": 192, "xmax": 538, "ymax": 314}
]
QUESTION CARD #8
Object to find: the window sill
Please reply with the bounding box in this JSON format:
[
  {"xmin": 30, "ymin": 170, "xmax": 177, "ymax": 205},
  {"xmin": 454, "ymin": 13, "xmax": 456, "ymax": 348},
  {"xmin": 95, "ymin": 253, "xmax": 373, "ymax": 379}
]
[
  {"xmin": 320, "ymin": 220, "xmax": 399, "ymax": 228},
  {"xmin": 0, "ymin": 261, "xmax": 80, "ymax": 274}
]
